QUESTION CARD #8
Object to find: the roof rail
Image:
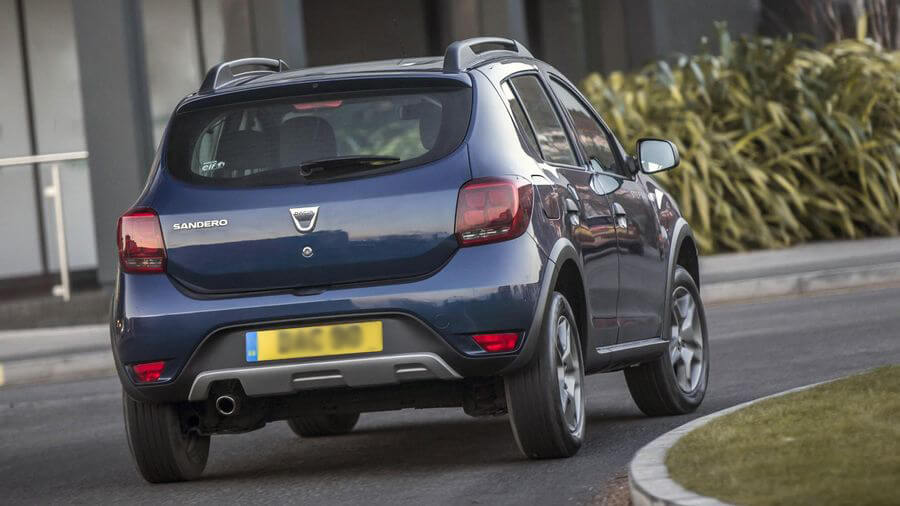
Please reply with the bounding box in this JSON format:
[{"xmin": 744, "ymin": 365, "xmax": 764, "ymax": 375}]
[
  {"xmin": 199, "ymin": 57, "xmax": 289, "ymax": 94},
  {"xmin": 443, "ymin": 37, "xmax": 533, "ymax": 73}
]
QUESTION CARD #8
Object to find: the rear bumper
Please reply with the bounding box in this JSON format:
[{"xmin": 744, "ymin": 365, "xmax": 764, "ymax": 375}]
[
  {"xmin": 188, "ymin": 352, "xmax": 460, "ymax": 401},
  {"xmin": 112, "ymin": 234, "xmax": 549, "ymax": 403}
]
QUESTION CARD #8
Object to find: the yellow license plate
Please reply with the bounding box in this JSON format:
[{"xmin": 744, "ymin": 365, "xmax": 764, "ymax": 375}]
[{"xmin": 245, "ymin": 321, "xmax": 382, "ymax": 362}]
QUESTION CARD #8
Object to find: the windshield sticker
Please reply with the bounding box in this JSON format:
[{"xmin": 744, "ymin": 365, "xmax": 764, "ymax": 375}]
[{"xmin": 200, "ymin": 160, "xmax": 225, "ymax": 173}]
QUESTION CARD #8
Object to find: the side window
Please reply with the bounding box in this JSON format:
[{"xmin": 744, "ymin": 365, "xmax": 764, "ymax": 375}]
[
  {"xmin": 500, "ymin": 82, "xmax": 541, "ymax": 158},
  {"xmin": 509, "ymin": 75, "xmax": 577, "ymax": 166},
  {"xmin": 548, "ymin": 78, "xmax": 624, "ymax": 176}
]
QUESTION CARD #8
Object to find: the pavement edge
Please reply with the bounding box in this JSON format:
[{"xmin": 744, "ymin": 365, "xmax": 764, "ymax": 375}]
[
  {"xmin": 0, "ymin": 351, "xmax": 114, "ymax": 388},
  {"xmin": 701, "ymin": 261, "xmax": 900, "ymax": 304},
  {"xmin": 628, "ymin": 379, "xmax": 835, "ymax": 506}
]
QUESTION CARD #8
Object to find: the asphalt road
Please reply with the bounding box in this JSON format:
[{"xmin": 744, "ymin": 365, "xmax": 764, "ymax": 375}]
[{"xmin": 3, "ymin": 285, "xmax": 900, "ymax": 505}]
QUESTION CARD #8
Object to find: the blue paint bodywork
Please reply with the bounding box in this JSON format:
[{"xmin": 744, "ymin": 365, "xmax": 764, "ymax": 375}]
[{"xmin": 111, "ymin": 57, "xmax": 695, "ymax": 403}]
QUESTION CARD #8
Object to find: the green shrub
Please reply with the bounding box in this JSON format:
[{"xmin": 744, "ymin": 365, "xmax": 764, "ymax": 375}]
[{"xmin": 581, "ymin": 27, "xmax": 900, "ymax": 253}]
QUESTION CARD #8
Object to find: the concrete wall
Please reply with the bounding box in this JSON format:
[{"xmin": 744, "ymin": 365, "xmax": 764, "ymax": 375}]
[
  {"xmin": 303, "ymin": 0, "xmax": 432, "ymax": 65},
  {"xmin": 583, "ymin": 0, "xmax": 761, "ymax": 77}
]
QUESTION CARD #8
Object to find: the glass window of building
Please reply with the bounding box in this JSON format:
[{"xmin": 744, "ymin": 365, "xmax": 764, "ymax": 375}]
[
  {"xmin": 0, "ymin": 0, "xmax": 44, "ymax": 278},
  {"xmin": 22, "ymin": 0, "xmax": 98, "ymax": 272}
]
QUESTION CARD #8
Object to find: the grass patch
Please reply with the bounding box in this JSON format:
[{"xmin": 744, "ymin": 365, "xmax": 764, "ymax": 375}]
[{"xmin": 667, "ymin": 366, "xmax": 900, "ymax": 506}]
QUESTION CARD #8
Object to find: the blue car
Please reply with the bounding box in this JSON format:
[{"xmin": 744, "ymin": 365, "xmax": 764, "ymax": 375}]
[{"xmin": 113, "ymin": 38, "xmax": 709, "ymax": 482}]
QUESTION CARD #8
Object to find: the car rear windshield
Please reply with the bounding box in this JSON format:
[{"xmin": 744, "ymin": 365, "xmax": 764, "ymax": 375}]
[{"xmin": 165, "ymin": 86, "xmax": 472, "ymax": 186}]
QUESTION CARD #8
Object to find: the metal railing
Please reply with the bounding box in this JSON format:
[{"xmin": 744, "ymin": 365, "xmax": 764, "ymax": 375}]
[{"xmin": 0, "ymin": 151, "xmax": 89, "ymax": 301}]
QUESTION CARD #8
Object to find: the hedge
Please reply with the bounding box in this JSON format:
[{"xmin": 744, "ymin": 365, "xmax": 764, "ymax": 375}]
[{"xmin": 581, "ymin": 28, "xmax": 900, "ymax": 253}]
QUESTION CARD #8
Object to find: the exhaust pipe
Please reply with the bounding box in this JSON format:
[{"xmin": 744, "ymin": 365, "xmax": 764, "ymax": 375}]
[{"xmin": 215, "ymin": 395, "xmax": 238, "ymax": 416}]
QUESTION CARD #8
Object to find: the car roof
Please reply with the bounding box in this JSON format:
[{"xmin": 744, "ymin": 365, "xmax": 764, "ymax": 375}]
[
  {"xmin": 196, "ymin": 38, "xmax": 540, "ymax": 96},
  {"xmin": 235, "ymin": 55, "xmax": 544, "ymax": 90},
  {"xmin": 255, "ymin": 57, "xmax": 446, "ymax": 82}
]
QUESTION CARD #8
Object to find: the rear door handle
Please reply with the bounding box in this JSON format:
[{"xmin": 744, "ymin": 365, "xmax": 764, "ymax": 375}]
[
  {"xmin": 564, "ymin": 198, "xmax": 580, "ymax": 226},
  {"xmin": 612, "ymin": 203, "xmax": 627, "ymax": 229}
]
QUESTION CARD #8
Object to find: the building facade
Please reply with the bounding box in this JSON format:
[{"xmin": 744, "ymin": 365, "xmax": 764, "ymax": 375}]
[{"xmin": 0, "ymin": 0, "xmax": 761, "ymax": 292}]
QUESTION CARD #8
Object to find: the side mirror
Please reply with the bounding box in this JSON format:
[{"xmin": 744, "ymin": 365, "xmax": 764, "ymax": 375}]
[{"xmin": 637, "ymin": 138, "xmax": 679, "ymax": 174}]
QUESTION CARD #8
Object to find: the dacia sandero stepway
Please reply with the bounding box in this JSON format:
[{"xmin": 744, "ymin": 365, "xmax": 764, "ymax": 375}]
[{"xmin": 112, "ymin": 37, "xmax": 709, "ymax": 483}]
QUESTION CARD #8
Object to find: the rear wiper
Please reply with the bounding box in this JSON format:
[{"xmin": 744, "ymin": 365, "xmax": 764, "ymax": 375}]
[
  {"xmin": 297, "ymin": 156, "xmax": 401, "ymax": 177},
  {"xmin": 236, "ymin": 156, "xmax": 402, "ymax": 184}
]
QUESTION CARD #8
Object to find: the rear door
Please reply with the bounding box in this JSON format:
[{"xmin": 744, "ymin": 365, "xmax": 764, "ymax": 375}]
[
  {"xmin": 505, "ymin": 73, "xmax": 620, "ymax": 348},
  {"xmin": 547, "ymin": 76, "xmax": 666, "ymax": 342},
  {"xmin": 155, "ymin": 81, "xmax": 473, "ymax": 294}
]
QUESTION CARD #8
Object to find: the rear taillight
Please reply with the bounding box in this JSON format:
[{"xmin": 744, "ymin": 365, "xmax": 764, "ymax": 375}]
[
  {"xmin": 117, "ymin": 209, "xmax": 166, "ymax": 273},
  {"xmin": 455, "ymin": 177, "xmax": 533, "ymax": 246}
]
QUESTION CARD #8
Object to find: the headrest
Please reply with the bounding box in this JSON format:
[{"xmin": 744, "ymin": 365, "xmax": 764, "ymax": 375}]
[
  {"xmin": 417, "ymin": 103, "xmax": 442, "ymax": 150},
  {"xmin": 279, "ymin": 116, "xmax": 337, "ymax": 166},
  {"xmin": 214, "ymin": 130, "xmax": 272, "ymax": 176}
]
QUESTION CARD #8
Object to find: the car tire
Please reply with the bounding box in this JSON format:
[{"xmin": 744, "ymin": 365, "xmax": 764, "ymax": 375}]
[
  {"xmin": 505, "ymin": 291, "xmax": 585, "ymax": 459},
  {"xmin": 122, "ymin": 393, "xmax": 210, "ymax": 483},
  {"xmin": 625, "ymin": 266, "xmax": 709, "ymax": 416},
  {"xmin": 287, "ymin": 413, "xmax": 361, "ymax": 437}
]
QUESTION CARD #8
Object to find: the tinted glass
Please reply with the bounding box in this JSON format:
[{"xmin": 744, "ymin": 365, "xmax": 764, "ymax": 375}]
[
  {"xmin": 24, "ymin": 0, "xmax": 98, "ymax": 271},
  {"xmin": 167, "ymin": 87, "xmax": 472, "ymax": 186},
  {"xmin": 509, "ymin": 75, "xmax": 576, "ymax": 165},
  {"xmin": 500, "ymin": 81, "xmax": 540, "ymax": 157},
  {"xmin": 549, "ymin": 79, "xmax": 621, "ymax": 175},
  {"xmin": 0, "ymin": 1, "xmax": 43, "ymax": 277},
  {"xmin": 142, "ymin": 0, "xmax": 203, "ymax": 145}
]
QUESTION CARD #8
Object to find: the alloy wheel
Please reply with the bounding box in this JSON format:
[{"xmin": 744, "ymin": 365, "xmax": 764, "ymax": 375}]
[
  {"xmin": 555, "ymin": 314, "xmax": 583, "ymax": 434},
  {"xmin": 669, "ymin": 286, "xmax": 704, "ymax": 393}
]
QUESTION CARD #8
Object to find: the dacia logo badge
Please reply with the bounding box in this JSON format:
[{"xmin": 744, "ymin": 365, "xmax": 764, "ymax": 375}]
[{"xmin": 289, "ymin": 206, "xmax": 319, "ymax": 233}]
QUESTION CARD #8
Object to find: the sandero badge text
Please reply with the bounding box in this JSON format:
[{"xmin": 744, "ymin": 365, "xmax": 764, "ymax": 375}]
[{"xmin": 173, "ymin": 219, "xmax": 228, "ymax": 231}]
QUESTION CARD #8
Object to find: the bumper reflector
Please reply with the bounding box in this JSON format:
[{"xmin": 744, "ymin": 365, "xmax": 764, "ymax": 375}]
[
  {"xmin": 132, "ymin": 361, "xmax": 166, "ymax": 383},
  {"xmin": 472, "ymin": 332, "xmax": 520, "ymax": 352}
]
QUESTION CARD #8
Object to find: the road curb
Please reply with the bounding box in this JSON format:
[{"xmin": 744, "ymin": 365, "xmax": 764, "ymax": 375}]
[
  {"xmin": 628, "ymin": 379, "xmax": 837, "ymax": 506},
  {"xmin": 0, "ymin": 350, "xmax": 115, "ymax": 388},
  {"xmin": 700, "ymin": 261, "xmax": 900, "ymax": 304}
]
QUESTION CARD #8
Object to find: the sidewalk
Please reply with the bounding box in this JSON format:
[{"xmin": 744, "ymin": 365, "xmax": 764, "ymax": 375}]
[
  {"xmin": 700, "ymin": 236, "xmax": 900, "ymax": 303},
  {"xmin": 1, "ymin": 237, "xmax": 899, "ymax": 387},
  {"xmin": 0, "ymin": 325, "xmax": 112, "ymax": 387},
  {"xmin": 0, "ymin": 288, "xmax": 111, "ymax": 331}
]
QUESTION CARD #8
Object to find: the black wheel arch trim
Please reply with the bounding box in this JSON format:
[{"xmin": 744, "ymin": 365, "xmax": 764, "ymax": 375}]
[
  {"xmin": 662, "ymin": 218, "xmax": 698, "ymax": 342},
  {"xmin": 499, "ymin": 237, "xmax": 587, "ymax": 375}
]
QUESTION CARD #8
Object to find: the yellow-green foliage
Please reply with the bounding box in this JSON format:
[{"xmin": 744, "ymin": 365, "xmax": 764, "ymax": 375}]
[{"xmin": 581, "ymin": 29, "xmax": 900, "ymax": 253}]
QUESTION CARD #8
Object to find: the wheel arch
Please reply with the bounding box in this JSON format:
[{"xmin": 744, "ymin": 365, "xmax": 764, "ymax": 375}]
[
  {"xmin": 676, "ymin": 235, "xmax": 700, "ymax": 288},
  {"xmin": 499, "ymin": 237, "xmax": 588, "ymax": 374},
  {"xmin": 554, "ymin": 259, "xmax": 588, "ymax": 359},
  {"xmin": 662, "ymin": 219, "xmax": 700, "ymax": 340}
]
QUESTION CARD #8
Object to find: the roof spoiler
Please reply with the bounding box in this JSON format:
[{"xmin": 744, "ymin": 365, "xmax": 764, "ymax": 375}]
[
  {"xmin": 443, "ymin": 37, "xmax": 533, "ymax": 73},
  {"xmin": 199, "ymin": 57, "xmax": 289, "ymax": 94}
]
